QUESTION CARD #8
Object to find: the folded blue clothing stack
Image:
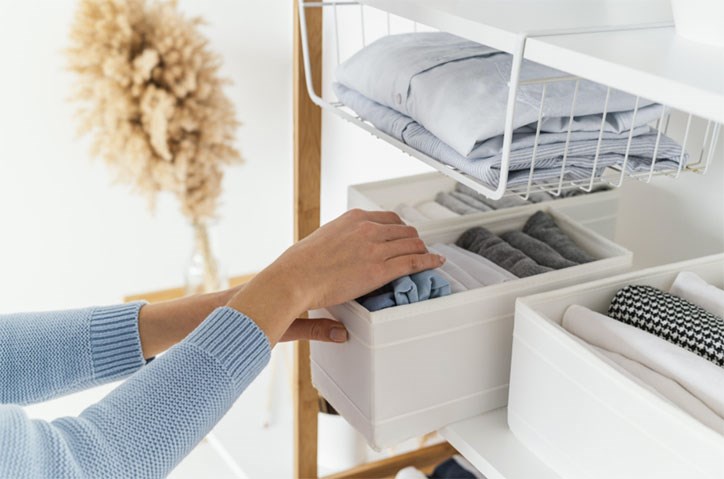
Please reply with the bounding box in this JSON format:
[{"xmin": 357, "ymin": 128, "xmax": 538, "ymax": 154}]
[
  {"xmin": 334, "ymin": 32, "xmax": 686, "ymax": 190},
  {"xmin": 359, "ymin": 269, "xmax": 452, "ymax": 312}
]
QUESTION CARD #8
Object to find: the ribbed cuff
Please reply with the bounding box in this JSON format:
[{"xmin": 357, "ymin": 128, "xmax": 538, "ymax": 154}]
[
  {"xmin": 89, "ymin": 302, "xmax": 147, "ymax": 381},
  {"xmin": 185, "ymin": 306, "xmax": 271, "ymax": 393}
]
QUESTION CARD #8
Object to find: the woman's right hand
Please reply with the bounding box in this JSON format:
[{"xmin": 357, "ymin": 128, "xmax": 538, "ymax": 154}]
[{"xmin": 226, "ymin": 209, "xmax": 445, "ymax": 345}]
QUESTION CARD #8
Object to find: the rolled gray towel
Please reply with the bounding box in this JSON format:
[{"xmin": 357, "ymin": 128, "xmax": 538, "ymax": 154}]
[
  {"xmin": 523, "ymin": 211, "xmax": 596, "ymax": 264},
  {"xmin": 455, "ymin": 183, "xmax": 529, "ymax": 210},
  {"xmin": 435, "ymin": 192, "xmax": 479, "ymax": 215},
  {"xmin": 559, "ymin": 185, "xmax": 611, "ymax": 198},
  {"xmin": 455, "ymin": 227, "xmax": 552, "ymax": 278},
  {"xmin": 527, "ymin": 191, "xmax": 555, "ymax": 203},
  {"xmin": 449, "ymin": 190, "xmax": 493, "ymax": 212},
  {"xmin": 501, "ymin": 231, "xmax": 578, "ymax": 269}
]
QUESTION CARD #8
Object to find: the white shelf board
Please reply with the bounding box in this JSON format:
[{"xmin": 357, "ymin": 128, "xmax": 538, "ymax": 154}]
[
  {"xmin": 526, "ymin": 26, "xmax": 724, "ymax": 124},
  {"xmin": 439, "ymin": 408, "xmax": 560, "ymax": 479},
  {"xmin": 360, "ymin": 0, "xmax": 672, "ymax": 53}
]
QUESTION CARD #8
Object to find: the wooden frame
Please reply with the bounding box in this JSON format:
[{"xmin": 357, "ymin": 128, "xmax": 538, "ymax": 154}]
[{"xmin": 293, "ymin": 0, "xmax": 323, "ymax": 477}]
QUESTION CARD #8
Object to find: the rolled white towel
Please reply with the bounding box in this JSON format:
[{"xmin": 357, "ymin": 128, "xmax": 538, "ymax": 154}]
[
  {"xmin": 670, "ymin": 271, "xmax": 724, "ymax": 318},
  {"xmin": 433, "ymin": 243, "xmax": 517, "ymax": 286},
  {"xmin": 429, "ymin": 245, "xmax": 483, "ymax": 290},
  {"xmin": 434, "ymin": 268, "xmax": 468, "ymax": 294},
  {"xmin": 417, "ymin": 200, "xmax": 460, "ymax": 220},
  {"xmin": 393, "ymin": 203, "xmax": 429, "ymax": 225},
  {"xmin": 594, "ymin": 346, "xmax": 724, "ymax": 435},
  {"xmin": 395, "ymin": 466, "xmax": 428, "ymax": 479},
  {"xmin": 562, "ymin": 304, "xmax": 724, "ymax": 420}
]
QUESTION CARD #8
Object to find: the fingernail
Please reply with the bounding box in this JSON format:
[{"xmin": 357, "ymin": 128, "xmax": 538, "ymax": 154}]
[
  {"xmin": 437, "ymin": 254, "xmax": 446, "ymax": 264},
  {"xmin": 330, "ymin": 327, "xmax": 348, "ymax": 342}
]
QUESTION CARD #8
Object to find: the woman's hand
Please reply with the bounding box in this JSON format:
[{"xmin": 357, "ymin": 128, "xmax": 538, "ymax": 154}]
[{"xmin": 226, "ymin": 209, "xmax": 445, "ymax": 346}]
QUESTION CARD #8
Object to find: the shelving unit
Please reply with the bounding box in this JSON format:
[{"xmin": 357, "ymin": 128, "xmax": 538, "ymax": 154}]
[
  {"xmin": 525, "ymin": 27, "xmax": 724, "ymax": 124},
  {"xmin": 439, "ymin": 408, "xmax": 560, "ymax": 479},
  {"xmin": 292, "ymin": 1, "xmax": 724, "ymax": 478},
  {"xmin": 360, "ymin": 0, "xmax": 674, "ymax": 53}
]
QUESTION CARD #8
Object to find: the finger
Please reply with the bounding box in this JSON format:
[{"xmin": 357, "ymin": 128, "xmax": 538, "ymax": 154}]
[
  {"xmin": 385, "ymin": 253, "xmax": 446, "ymax": 279},
  {"xmin": 381, "ymin": 237, "xmax": 429, "ymax": 260},
  {"xmin": 362, "ymin": 210, "xmax": 404, "ymax": 225},
  {"xmin": 375, "ymin": 224, "xmax": 420, "ymax": 242},
  {"xmin": 280, "ymin": 318, "xmax": 348, "ymax": 343}
]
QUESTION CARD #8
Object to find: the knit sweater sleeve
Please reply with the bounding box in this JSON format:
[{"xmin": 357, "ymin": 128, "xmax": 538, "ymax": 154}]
[
  {"xmin": 0, "ymin": 306, "xmax": 270, "ymax": 478},
  {"xmin": 0, "ymin": 303, "xmax": 148, "ymax": 405}
]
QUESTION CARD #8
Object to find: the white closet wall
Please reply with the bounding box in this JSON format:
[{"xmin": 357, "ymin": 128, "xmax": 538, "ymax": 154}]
[{"xmin": 616, "ymin": 114, "xmax": 724, "ymax": 268}]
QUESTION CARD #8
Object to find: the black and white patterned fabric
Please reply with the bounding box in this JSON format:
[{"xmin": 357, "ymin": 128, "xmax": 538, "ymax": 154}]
[{"xmin": 608, "ymin": 284, "xmax": 724, "ymax": 368}]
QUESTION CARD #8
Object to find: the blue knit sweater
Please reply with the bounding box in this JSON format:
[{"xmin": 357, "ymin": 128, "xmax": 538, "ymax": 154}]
[{"xmin": 0, "ymin": 302, "xmax": 270, "ymax": 478}]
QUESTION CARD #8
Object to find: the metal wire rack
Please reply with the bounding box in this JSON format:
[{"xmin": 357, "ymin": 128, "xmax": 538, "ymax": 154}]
[{"xmin": 298, "ymin": 1, "xmax": 722, "ymax": 200}]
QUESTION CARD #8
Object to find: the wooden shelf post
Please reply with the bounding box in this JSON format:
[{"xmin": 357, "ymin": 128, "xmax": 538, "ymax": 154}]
[{"xmin": 293, "ymin": 0, "xmax": 323, "ymax": 477}]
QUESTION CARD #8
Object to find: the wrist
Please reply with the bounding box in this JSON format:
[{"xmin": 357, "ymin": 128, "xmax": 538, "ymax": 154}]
[{"xmin": 224, "ymin": 266, "xmax": 310, "ymax": 346}]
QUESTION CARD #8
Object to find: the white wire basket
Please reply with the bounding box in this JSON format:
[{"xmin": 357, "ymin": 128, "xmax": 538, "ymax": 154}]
[{"xmin": 298, "ymin": 1, "xmax": 722, "ymax": 200}]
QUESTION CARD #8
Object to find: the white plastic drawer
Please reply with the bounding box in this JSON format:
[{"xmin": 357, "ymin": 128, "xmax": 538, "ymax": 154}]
[
  {"xmin": 311, "ymin": 207, "xmax": 633, "ymax": 450},
  {"xmin": 509, "ymin": 254, "xmax": 724, "ymax": 479},
  {"xmin": 348, "ymin": 172, "xmax": 620, "ymax": 239}
]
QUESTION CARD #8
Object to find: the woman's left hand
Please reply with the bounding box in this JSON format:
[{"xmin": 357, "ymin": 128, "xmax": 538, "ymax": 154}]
[{"xmin": 281, "ymin": 317, "xmax": 348, "ymax": 343}]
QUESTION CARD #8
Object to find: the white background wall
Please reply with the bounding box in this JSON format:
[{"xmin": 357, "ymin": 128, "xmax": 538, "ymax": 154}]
[
  {"xmin": 0, "ymin": 0, "xmax": 302, "ymax": 311},
  {"xmin": 0, "ymin": 0, "xmax": 430, "ymax": 313}
]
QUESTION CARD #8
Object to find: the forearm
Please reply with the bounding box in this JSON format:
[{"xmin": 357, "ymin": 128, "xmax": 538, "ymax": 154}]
[
  {"xmin": 0, "ymin": 307, "xmax": 270, "ymax": 478},
  {"xmin": 0, "ymin": 303, "xmax": 146, "ymax": 405},
  {"xmin": 138, "ymin": 287, "xmax": 240, "ymax": 359}
]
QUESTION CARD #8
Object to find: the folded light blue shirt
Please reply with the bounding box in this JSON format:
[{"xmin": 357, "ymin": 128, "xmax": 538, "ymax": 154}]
[
  {"xmin": 337, "ymin": 32, "xmax": 657, "ymax": 157},
  {"xmin": 334, "ymin": 82, "xmax": 684, "ymax": 189}
]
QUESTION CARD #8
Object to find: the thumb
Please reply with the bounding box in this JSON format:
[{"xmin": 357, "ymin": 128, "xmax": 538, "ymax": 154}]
[{"xmin": 280, "ymin": 318, "xmax": 348, "ymax": 343}]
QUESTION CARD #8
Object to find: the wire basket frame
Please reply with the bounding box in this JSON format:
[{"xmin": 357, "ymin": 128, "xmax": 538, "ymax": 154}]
[{"xmin": 298, "ymin": 1, "xmax": 723, "ymax": 200}]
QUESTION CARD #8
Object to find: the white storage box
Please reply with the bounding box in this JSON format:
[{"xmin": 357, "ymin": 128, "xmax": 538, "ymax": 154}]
[
  {"xmin": 311, "ymin": 208, "xmax": 633, "ymax": 449},
  {"xmin": 348, "ymin": 172, "xmax": 620, "ymax": 239},
  {"xmin": 671, "ymin": 0, "xmax": 724, "ymax": 47},
  {"xmin": 508, "ymin": 254, "xmax": 724, "ymax": 479}
]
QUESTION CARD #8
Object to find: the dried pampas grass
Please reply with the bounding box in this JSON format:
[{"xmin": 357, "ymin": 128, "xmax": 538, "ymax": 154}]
[{"xmin": 67, "ymin": 0, "xmax": 241, "ymax": 223}]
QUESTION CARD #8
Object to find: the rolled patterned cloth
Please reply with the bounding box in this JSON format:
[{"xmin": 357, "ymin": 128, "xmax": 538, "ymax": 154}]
[{"xmin": 608, "ymin": 284, "xmax": 724, "ymax": 367}]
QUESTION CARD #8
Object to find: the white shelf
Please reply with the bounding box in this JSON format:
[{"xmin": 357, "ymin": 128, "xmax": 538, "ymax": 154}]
[
  {"xmin": 360, "ymin": 0, "xmax": 673, "ymax": 53},
  {"xmin": 526, "ymin": 27, "xmax": 724, "ymax": 124},
  {"xmin": 439, "ymin": 408, "xmax": 560, "ymax": 479}
]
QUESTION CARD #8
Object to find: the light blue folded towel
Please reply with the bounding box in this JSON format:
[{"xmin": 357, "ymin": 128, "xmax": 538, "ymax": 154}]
[
  {"xmin": 393, "ymin": 275, "xmax": 418, "ymax": 305},
  {"xmin": 359, "ymin": 270, "xmax": 451, "ymax": 312},
  {"xmin": 410, "ymin": 269, "xmax": 452, "ymax": 301}
]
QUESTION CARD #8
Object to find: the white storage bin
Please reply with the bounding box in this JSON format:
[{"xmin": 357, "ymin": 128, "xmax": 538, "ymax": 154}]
[
  {"xmin": 311, "ymin": 208, "xmax": 633, "ymax": 449},
  {"xmin": 508, "ymin": 254, "xmax": 724, "ymax": 479},
  {"xmin": 671, "ymin": 0, "xmax": 724, "ymax": 47},
  {"xmin": 348, "ymin": 172, "xmax": 620, "ymax": 239}
]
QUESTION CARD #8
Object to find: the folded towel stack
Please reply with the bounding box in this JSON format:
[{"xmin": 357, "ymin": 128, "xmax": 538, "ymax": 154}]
[
  {"xmin": 334, "ymin": 32, "xmax": 686, "ymax": 190},
  {"xmin": 455, "ymin": 211, "xmax": 592, "ymax": 278}
]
